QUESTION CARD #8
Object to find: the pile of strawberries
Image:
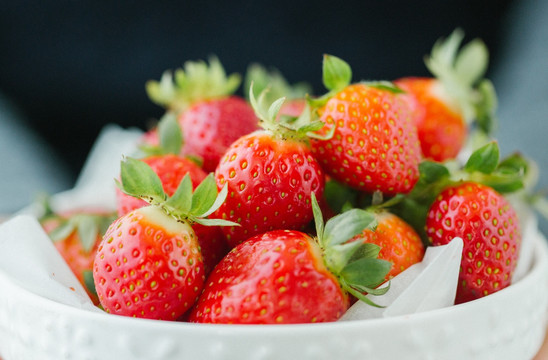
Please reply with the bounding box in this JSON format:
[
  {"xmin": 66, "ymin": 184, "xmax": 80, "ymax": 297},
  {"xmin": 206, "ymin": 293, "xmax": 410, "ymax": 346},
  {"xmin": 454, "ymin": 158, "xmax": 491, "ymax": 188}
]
[{"xmin": 40, "ymin": 29, "xmax": 534, "ymax": 324}]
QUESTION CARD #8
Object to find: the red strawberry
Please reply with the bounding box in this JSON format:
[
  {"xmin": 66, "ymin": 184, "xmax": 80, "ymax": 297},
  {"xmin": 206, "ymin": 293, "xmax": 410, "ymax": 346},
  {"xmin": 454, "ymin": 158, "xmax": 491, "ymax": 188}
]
[
  {"xmin": 93, "ymin": 158, "xmax": 235, "ymax": 320},
  {"xmin": 40, "ymin": 206, "xmax": 116, "ymax": 305},
  {"xmin": 352, "ymin": 211, "xmax": 425, "ymax": 281},
  {"xmin": 310, "ymin": 55, "xmax": 421, "ymax": 195},
  {"xmin": 214, "ymin": 87, "xmax": 326, "ymax": 247},
  {"xmin": 179, "ymin": 96, "xmax": 258, "ymax": 172},
  {"xmin": 118, "ymin": 115, "xmax": 228, "ymax": 275},
  {"xmin": 395, "ymin": 29, "xmax": 497, "ymax": 161},
  {"xmin": 145, "ymin": 57, "xmax": 259, "ymax": 172},
  {"xmin": 426, "ymin": 181, "xmax": 521, "ymax": 304},
  {"xmin": 188, "ymin": 195, "xmax": 391, "ymax": 324}
]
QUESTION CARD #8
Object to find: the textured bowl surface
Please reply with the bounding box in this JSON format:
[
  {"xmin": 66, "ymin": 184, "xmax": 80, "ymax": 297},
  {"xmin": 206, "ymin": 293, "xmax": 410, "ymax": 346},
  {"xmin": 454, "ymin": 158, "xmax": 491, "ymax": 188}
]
[{"xmin": 0, "ymin": 224, "xmax": 547, "ymax": 360}]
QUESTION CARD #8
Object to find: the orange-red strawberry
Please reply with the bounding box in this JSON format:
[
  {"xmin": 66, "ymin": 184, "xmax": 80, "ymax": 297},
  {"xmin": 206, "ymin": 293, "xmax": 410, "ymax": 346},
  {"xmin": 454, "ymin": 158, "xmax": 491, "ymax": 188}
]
[
  {"xmin": 352, "ymin": 211, "xmax": 425, "ymax": 280},
  {"xmin": 426, "ymin": 181, "xmax": 521, "ymax": 304},
  {"xmin": 214, "ymin": 87, "xmax": 326, "ymax": 248},
  {"xmin": 395, "ymin": 29, "xmax": 497, "ymax": 161},
  {"xmin": 145, "ymin": 57, "xmax": 259, "ymax": 172},
  {"xmin": 40, "ymin": 207, "xmax": 116, "ymax": 305},
  {"xmin": 395, "ymin": 77, "xmax": 467, "ymax": 161},
  {"xmin": 310, "ymin": 55, "xmax": 421, "ymax": 195},
  {"xmin": 189, "ymin": 195, "xmax": 391, "ymax": 324},
  {"xmin": 94, "ymin": 158, "xmax": 236, "ymax": 320}
]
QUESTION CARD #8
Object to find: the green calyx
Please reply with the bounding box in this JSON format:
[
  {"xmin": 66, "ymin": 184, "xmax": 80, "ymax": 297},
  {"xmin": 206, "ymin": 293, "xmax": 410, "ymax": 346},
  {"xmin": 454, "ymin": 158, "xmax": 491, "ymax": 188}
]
[
  {"xmin": 145, "ymin": 56, "xmax": 241, "ymax": 114},
  {"xmin": 40, "ymin": 202, "xmax": 116, "ymax": 253},
  {"xmin": 425, "ymin": 28, "xmax": 497, "ymax": 134},
  {"xmin": 309, "ymin": 54, "xmax": 404, "ymax": 108},
  {"xmin": 244, "ymin": 63, "xmax": 312, "ymax": 104},
  {"xmin": 311, "ymin": 193, "xmax": 391, "ymax": 307},
  {"xmin": 138, "ymin": 112, "xmax": 184, "ymax": 157},
  {"xmin": 116, "ymin": 157, "xmax": 237, "ymax": 227},
  {"xmin": 248, "ymin": 83, "xmax": 331, "ymax": 142}
]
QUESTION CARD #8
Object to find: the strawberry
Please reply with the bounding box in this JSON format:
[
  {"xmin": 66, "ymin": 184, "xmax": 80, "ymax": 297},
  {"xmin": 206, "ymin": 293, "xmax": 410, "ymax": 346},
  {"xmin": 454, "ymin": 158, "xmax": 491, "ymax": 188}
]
[
  {"xmin": 388, "ymin": 141, "xmax": 528, "ymax": 304},
  {"xmin": 310, "ymin": 55, "xmax": 421, "ymax": 196},
  {"xmin": 352, "ymin": 211, "xmax": 425, "ymax": 281},
  {"xmin": 145, "ymin": 57, "xmax": 259, "ymax": 172},
  {"xmin": 93, "ymin": 158, "xmax": 235, "ymax": 320},
  {"xmin": 426, "ymin": 181, "xmax": 521, "ymax": 304},
  {"xmin": 40, "ymin": 204, "xmax": 116, "ymax": 305},
  {"xmin": 188, "ymin": 194, "xmax": 391, "ymax": 324},
  {"xmin": 214, "ymin": 86, "xmax": 326, "ymax": 248},
  {"xmin": 118, "ymin": 115, "xmax": 228, "ymax": 275},
  {"xmin": 395, "ymin": 29, "xmax": 497, "ymax": 161}
]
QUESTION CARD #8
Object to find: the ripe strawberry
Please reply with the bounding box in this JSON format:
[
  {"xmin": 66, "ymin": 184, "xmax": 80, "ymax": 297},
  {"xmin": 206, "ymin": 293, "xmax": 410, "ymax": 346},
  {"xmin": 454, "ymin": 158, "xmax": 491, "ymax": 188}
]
[
  {"xmin": 351, "ymin": 211, "xmax": 425, "ymax": 280},
  {"xmin": 40, "ymin": 205, "xmax": 116, "ymax": 305},
  {"xmin": 93, "ymin": 158, "xmax": 235, "ymax": 320},
  {"xmin": 188, "ymin": 195, "xmax": 391, "ymax": 324},
  {"xmin": 426, "ymin": 181, "xmax": 521, "ymax": 304},
  {"xmin": 145, "ymin": 57, "xmax": 259, "ymax": 172},
  {"xmin": 214, "ymin": 87, "xmax": 326, "ymax": 248},
  {"xmin": 118, "ymin": 115, "xmax": 228, "ymax": 275},
  {"xmin": 395, "ymin": 29, "xmax": 497, "ymax": 161},
  {"xmin": 310, "ymin": 55, "xmax": 421, "ymax": 195}
]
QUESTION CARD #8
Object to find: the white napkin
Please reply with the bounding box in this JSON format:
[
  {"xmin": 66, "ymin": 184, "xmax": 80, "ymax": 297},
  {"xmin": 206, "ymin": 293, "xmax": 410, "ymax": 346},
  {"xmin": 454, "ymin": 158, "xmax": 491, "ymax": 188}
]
[
  {"xmin": 0, "ymin": 215, "xmax": 101, "ymax": 312},
  {"xmin": 340, "ymin": 238, "xmax": 463, "ymax": 321}
]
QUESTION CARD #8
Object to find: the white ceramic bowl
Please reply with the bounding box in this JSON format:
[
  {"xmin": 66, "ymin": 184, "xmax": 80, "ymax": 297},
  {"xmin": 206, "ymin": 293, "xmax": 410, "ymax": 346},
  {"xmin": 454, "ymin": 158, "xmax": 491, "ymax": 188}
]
[{"xmin": 0, "ymin": 220, "xmax": 547, "ymax": 360}]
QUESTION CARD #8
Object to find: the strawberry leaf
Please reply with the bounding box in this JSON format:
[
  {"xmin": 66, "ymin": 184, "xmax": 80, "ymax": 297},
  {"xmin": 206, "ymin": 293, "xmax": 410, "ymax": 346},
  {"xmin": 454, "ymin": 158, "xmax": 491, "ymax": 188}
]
[
  {"xmin": 454, "ymin": 38, "xmax": 489, "ymax": 87},
  {"xmin": 325, "ymin": 240, "xmax": 368, "ymax": 275},
  {"xmin": 343, "ymin": 283, "xmax": 387, "ymax": 308},
  {"xmin": 367, "ymin": 81, "xmax": 405, "ymax": 94},
  {"xmin": 348, "ymin": 242, "xmax": 382, "ymax": 262},
  {"xmin": 76, "ymin": 215, "xmax": 99, "ymax": 253},
  {"xmin": 117, "ymin": 157, "xmax": 167, "ymax": 205},
  {"xmin": 244, "ymin": 63, "xmax": 311, "ymax": 103},
  {"xmin": 190, "ymin": 174, "xmax": 219, "ymax": 217},
  {"xmin": 164, "ymin": 174, "xmax": 193, "ymax": 215},
  {"xmin": 322, "ymin": 54, "xmax": 352, "ymax": 92},
  {"xmin": 83, "ymin": 270, "xmax": 98, "ymax": 297},
  {"xmin": 193, "ymin": 218, "xmax": 239, "ymax": 227},
  {"xmin": 340, "ymin": 257, "xmax": 392, "ymax": 290},
  {"xmin": 419, "ymin": 161, "xmax": 451, "ymax": 184},
  {"xmin": 48, "ymin": 220, "xmax": 75, "ymax": 243},
  {"xmin": 322, "ymin": 179, "xmax": 359, "ymax": 214},
  {"xmin": 311, "ymin": 193, "xmax": 325, "ymax": 242},
  {"xmin": 146, "ymin": 56, "xmax": 241, "ymax": 113},
  {"xmin": 322, "ymin": 208, "xmax": 377, "ymax": 246},
  {"xmin": 464, "ymin": 141, "xmax": 499, "ymax": 174},
  {"xmin": 157, "ymin": 112, "xmax": 183, "ymax": 155},
  {"xmin": 474, "ymin": 79, "xmax": 498, "ymax": 135},
  {"xmin": 200, "ymin": 182, "xmax": 229, "ymax": 218}
]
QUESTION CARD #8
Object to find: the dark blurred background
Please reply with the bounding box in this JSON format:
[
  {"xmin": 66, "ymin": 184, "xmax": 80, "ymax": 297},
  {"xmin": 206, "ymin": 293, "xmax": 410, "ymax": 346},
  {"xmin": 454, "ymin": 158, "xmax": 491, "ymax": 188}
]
[
  {"xmin": 1, "ymin": 0, "xmax": 547, "ymax": 236},
  {"xmin": 0, "ymin": 0, "xmax": 512, "ymax": 178}
]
